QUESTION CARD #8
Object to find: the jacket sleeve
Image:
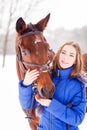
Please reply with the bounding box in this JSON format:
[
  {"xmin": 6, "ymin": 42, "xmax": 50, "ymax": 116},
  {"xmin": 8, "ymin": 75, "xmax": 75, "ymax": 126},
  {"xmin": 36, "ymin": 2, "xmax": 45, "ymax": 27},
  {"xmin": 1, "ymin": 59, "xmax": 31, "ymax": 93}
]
[
  {"xmin": 46, "ymin": 83, "xmax": 86, "ymax": 126},
  {"xmin": 19, "ymin": 80, "xmax": 36, "ymax": 110}
]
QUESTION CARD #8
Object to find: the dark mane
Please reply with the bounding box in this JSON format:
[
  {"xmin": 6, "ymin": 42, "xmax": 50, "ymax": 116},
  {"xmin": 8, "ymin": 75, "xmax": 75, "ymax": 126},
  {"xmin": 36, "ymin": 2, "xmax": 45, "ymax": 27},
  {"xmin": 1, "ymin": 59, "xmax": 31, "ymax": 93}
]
[{"xmin": 21, "ymin": 22, "xmax": 40, "ymax": 36}]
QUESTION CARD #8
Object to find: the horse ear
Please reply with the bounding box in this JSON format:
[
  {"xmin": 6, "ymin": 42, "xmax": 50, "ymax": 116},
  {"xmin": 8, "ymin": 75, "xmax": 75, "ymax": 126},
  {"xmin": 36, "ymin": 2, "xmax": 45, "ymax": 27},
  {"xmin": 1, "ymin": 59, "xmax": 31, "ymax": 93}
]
[
  {"xmin": 35, "ymin": 13, "xmax": 50, "ymax": 32},
  {"xmin": 16, "ymin": 17, "xmax": 27, "ymax": 34}
]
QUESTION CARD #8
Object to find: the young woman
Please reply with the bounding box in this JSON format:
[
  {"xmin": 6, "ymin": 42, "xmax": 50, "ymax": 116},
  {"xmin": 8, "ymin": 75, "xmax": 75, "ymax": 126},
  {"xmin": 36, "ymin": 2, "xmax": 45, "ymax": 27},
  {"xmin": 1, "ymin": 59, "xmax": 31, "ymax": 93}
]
[{"xmin": 19, "ymin": 42, "xmax": 86, "ymax": 130}]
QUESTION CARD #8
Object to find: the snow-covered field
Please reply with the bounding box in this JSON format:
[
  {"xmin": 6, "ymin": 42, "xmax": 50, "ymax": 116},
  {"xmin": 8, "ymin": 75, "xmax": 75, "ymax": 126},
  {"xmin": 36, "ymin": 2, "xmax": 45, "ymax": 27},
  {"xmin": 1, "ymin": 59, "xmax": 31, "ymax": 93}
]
[{"xmin": 0, "ymin": 55, "xmax": 87, "ymax": 130}]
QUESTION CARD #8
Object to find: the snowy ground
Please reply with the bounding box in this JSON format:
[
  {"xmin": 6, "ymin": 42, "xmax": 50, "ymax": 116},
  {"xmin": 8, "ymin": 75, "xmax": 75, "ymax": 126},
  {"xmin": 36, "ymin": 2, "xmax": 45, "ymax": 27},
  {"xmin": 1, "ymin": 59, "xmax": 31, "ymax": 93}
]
[{"xmin": 0, "ymin": 55, "xmax": 87, "ymax": 130}]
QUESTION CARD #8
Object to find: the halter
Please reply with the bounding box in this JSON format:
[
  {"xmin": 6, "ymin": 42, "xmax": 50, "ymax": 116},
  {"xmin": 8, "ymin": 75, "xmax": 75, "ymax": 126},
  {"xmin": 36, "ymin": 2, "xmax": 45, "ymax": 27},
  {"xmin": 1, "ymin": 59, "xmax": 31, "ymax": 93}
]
[
  {"xmin": 18, "ymin": 29, "xmax": 42, "ymax": 40},
  {"xmin": 16, "ymin": 45, "xmax": 52, "ymax": 74}
]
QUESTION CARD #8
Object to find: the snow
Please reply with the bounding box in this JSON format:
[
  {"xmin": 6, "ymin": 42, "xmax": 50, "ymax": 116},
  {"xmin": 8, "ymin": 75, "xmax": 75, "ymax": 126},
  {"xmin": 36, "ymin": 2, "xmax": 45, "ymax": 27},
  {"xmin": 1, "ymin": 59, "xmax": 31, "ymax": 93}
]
[
  {"xmin": 0, "ymin": 55, "xmax": 30, "ymax": 130},
  {"xmin": 0, "ymin": 55, "xmax": 87, "ymax": 130}
]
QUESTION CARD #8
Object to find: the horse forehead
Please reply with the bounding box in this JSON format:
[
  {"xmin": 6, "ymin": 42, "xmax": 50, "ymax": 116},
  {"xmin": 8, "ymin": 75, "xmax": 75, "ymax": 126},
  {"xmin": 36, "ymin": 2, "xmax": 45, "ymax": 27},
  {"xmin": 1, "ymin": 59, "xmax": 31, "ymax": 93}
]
[
  {"xmin": 27, "ymin": 32, "xmax": 46, "ymax": 44},
  {"xmin": 23, "ymin": 33, "xmax": 48, "ymax": 47},
  {"xmin": 34, "ymin": 34, "xmax": 45, "ymax": 44}
]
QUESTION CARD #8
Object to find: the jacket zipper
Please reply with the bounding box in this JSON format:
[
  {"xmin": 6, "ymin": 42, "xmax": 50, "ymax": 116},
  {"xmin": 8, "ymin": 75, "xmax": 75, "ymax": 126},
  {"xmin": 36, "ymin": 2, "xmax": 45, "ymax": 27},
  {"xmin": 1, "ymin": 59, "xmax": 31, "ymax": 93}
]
[
  {"xmin": 49, "ymin": 69, "xmax": 60, "ymax": 130},
  {"xmin": 50, "ymin": 113, "xmax": 52, "ymax": 130}
]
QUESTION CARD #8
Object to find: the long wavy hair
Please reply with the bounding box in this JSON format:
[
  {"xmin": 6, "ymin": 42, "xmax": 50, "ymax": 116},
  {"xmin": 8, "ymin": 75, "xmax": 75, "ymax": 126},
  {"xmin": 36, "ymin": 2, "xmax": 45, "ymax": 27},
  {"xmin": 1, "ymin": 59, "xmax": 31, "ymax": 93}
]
[{"xmin": 52, "ymin": 41, "xmax": 82, "ymax": 78}]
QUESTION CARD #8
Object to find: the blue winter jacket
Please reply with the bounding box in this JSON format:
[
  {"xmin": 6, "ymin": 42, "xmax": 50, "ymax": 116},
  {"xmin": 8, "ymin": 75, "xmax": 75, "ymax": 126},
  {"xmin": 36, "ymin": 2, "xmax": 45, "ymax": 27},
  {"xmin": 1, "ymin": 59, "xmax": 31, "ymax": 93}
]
[{"xmin": 19, "ymin": 67, "xmax": 86, "ymax": 130}]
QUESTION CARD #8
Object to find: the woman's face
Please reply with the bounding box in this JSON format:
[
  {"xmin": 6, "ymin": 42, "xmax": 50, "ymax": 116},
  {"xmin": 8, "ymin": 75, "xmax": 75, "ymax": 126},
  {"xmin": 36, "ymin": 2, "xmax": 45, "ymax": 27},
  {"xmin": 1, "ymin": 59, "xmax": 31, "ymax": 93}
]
[{"xmin": 59, "ymin": 45, "xmax": 76, "ymax": 69}]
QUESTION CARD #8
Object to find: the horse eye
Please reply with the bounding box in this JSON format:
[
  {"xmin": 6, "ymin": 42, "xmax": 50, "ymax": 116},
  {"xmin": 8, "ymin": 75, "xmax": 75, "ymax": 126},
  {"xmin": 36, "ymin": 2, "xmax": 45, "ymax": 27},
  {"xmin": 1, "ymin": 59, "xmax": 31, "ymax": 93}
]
[{"xmin": 22, "ymin": 51, "xmax": 28, "ymax": 56}]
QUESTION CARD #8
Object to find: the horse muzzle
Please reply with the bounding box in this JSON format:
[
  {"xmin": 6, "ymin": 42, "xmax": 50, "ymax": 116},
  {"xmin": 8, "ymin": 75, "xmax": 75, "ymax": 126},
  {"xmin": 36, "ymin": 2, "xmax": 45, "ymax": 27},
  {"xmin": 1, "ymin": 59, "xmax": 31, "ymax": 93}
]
[{"xmin": 39, "ymin": 84, "xmax": 55, "ymax": 99}]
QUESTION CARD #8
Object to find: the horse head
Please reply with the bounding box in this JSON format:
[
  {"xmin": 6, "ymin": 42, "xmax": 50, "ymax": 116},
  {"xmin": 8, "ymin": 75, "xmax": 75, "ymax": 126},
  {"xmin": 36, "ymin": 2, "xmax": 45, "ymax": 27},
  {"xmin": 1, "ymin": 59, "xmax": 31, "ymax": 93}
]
[{"xmin": 15, "ymin": 13, "xmax": 55, "ymax": 99}]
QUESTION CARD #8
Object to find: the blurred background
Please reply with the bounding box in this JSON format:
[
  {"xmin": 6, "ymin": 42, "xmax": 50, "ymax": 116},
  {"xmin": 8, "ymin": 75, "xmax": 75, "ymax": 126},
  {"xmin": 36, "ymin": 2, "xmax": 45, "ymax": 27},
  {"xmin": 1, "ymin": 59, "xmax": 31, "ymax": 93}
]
[
  {"xmin": 0, "ymin": 0, "xmax": 87, "ymax": 130},
  {"xmin": 0, "ymin": 0, "xmax": 87, "ymax": 67}
]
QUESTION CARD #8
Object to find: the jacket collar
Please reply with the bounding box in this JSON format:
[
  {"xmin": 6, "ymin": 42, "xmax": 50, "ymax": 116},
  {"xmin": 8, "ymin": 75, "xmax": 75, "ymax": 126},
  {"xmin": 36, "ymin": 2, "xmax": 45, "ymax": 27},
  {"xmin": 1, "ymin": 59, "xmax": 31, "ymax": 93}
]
[{"xmin": 56, "ymin": 66, "xmax": 74, "ymax": 79}]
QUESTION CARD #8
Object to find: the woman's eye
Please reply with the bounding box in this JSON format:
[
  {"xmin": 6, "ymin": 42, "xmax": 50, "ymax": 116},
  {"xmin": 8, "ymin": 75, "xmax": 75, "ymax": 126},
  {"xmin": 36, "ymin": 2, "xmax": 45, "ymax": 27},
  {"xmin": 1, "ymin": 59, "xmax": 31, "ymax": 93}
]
[
  {"xmin": 61, "ymin": 51, "xmax": 66, "ymax": 54},
  {"xmin": 22, "ymin": 51, "xmax": 28, "ymax": 56},
  {"xmin": 70, "ymin": 55, "xmax": 74, "ymax": 57}
]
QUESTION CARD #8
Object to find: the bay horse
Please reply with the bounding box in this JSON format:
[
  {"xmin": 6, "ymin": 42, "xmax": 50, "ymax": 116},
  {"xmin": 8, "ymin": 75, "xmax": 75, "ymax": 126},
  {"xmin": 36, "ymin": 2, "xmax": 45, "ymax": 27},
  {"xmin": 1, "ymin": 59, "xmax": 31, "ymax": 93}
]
[
  {"xmin": 82, "ymin": 53, "xmax": 87, "ymax": 111},
  {"xmin": 82, "ymin": 53, "xmax": 87, "ymax": 73},
  {"xmin": 15, "ymin": 14, "xmax": 55, "ymax": 130}
]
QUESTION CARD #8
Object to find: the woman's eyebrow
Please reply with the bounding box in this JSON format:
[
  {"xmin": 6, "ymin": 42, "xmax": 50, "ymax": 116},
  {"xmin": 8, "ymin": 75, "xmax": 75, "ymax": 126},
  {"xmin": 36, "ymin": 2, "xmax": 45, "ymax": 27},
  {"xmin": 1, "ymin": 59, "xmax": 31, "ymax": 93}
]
[
  {"xmin": 61, "ymin": 50, "xmax": 66, "ymax": 52},
  {"xmin": 70, "ymin": 52, "xmax": 75, "ymax": 55},
  {"xmin": 62, "ymin": 50, "xmax": 75, "ymax": 55}
]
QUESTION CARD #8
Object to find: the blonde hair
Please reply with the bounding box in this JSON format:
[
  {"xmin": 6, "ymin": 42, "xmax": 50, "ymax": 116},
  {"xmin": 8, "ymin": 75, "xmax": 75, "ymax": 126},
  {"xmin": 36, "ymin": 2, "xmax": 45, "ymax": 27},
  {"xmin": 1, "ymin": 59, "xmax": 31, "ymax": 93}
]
[{"xmin": 52, "ymin": 41, "xmax": 82, "ymax": 78}]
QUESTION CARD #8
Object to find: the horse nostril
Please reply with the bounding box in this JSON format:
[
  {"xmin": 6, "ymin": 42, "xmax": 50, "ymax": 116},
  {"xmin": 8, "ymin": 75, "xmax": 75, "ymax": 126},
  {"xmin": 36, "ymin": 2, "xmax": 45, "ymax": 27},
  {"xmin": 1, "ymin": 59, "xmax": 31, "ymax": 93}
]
[
  {"xmin": 41, "ymin": 87, "xmax": 47, "ymax": 97},
  {"xmin": 41, "ymin": 85, "xmax": 55, "ymax": 99}
]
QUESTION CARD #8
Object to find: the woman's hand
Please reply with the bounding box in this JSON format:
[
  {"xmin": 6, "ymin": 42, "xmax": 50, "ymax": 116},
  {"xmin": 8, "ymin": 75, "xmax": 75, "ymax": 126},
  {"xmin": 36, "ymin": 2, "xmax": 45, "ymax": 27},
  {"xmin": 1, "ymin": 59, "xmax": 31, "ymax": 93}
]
[
  {"xmin": 35, "ymin": 94, "xmax": 51, "ymax": 107},
  {"xmin": 23, "ymin": 69, "xmax": 40, "ymax": 85}
]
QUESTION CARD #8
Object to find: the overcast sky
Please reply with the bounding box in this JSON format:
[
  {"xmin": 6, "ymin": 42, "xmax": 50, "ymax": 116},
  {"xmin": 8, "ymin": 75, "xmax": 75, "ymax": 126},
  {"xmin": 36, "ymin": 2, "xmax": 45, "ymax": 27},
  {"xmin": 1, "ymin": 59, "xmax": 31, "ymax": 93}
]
[
  {"xmin": 40, "ymin": 0, "xmax": 87, "ymax": 30},
  {"xmin": 20, "ymin": 0, "xmax": 87, "ymax": 30},
  {"xmin": 1, "ymin": 0, "xmax": 87, "ymax": 33}
]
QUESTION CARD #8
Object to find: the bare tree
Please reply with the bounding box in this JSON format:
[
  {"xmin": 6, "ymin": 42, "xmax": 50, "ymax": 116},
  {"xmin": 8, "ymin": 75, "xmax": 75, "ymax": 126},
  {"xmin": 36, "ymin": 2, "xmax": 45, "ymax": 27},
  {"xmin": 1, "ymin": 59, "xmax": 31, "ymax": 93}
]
[
  {"xmin": 0, "ymin": 0, "xmax": 5, "ymax": 54},
  {"xmin": 1, "ymin": 0, "xmax": 46, "ymax": 67},
  {"xmin": 23, "ymin": 0, "xmax": 42, "ymax": 19},
  {"xmin": 2, "ymin": 0, "xmax": 18, "ymax": 67}
]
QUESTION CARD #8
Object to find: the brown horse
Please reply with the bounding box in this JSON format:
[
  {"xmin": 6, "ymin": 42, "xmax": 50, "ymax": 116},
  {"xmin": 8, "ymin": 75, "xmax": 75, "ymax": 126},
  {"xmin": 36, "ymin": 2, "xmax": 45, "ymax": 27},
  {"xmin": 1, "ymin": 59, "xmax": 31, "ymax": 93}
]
[
  {"xmin": 82, "ymin": 53, "xmax": 87, "ymax": 73},
  {"xmin": 15, "ymin": 14, "xmax": 55, "ymax": 130},
  {"xmin": 82, "ymin": 53, "xmax": 87, "ymax": 111}
]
